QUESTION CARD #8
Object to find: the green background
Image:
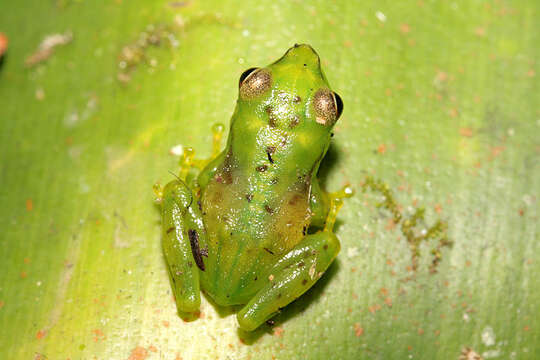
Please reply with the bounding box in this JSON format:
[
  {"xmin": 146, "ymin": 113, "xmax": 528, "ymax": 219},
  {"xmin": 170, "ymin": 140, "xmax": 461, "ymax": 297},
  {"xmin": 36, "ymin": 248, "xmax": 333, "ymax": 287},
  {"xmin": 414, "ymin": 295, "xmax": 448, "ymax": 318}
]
[{"xmin": 0, "ymin": 0, "xmax": 538, "ymax": 359}]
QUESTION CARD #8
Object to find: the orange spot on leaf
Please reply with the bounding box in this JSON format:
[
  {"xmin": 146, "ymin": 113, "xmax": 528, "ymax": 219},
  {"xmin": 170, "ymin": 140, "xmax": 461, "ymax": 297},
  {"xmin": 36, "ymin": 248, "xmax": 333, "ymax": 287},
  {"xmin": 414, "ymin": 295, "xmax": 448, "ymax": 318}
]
[
  {"xmin": 0, "ymin": 32, "xmax": 8, "ymax": 56},
  {"xmin": 26, "ymin": 199, "xmax": 33, "ymax": 211},
  {"xmin": 354, "ymin": 323, "xmax": 364, "ymax": 337},
  {"xmin": 36, "ymin": 330, "xmax": 47, "ymax": 340},
  {"xmin": 459, "ymin": 127, "xmax": 474, "ymax": 137},
  {"xmin": 377, "ymin": 144, "xmax": 387, "ymax": 154},
  {"xmin": 475, "ymin": 27, "xmax": 486, "ymax": 36},
  {"xmin": 128, "ymin": 346, "xmax": 148, "ymax": 360},
  {"xmin": 273, "ymin": 327, "xmax": 284, "ymax": 337},
  {"xmin": 400, "ymin": 23, "xmax": 410, "ymax": 34}
]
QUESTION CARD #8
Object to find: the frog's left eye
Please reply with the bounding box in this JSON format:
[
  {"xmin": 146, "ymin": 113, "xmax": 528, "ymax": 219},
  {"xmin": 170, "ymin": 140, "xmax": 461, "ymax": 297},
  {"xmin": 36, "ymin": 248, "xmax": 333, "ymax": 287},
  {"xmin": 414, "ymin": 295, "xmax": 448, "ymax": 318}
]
[
  {"xmin": 239, "ymin": 67, "xmax": 258, "ymax": 88},
  {"xmin": 239, "ymin": 68, "xmax": 272, "ymax": 99}
]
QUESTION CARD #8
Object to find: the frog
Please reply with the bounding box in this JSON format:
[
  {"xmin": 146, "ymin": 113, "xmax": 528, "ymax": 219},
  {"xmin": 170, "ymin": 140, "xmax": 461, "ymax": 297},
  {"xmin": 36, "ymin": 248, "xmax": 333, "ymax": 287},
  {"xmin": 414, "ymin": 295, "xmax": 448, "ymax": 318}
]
[{"xmin": 154, "ymin": 44, "xmax": 353, "ymax": 331}]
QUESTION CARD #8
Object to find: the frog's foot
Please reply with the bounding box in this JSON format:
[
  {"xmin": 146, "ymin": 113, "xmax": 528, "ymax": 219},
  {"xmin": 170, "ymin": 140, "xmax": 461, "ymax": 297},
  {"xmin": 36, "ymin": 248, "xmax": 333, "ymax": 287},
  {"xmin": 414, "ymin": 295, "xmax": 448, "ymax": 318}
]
[
  {"xmin": 324, "ymin": 184, "xmax": 354, "ymax": 232},
  {"xmin": 177, "ymin": 123, "xmax": 225, "ymax": 179},
  {"xmin": 236, "ymin": 230, "xmax": 340, "ymax": 331},
  {"xmin": 161, "ymin": 180, "xmax": 208, "ymax": 313},
  {"xmin": 310, "ymin": 182, "xmax": 354, "ymax": 229}
]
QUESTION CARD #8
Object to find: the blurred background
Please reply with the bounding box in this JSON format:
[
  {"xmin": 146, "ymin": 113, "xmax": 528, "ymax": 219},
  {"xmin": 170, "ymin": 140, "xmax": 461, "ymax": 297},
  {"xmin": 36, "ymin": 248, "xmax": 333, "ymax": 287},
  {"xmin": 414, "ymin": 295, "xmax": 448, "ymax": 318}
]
[{"xmin": 0, "ymin": 1, "xmax": 538, "ymax": 359}]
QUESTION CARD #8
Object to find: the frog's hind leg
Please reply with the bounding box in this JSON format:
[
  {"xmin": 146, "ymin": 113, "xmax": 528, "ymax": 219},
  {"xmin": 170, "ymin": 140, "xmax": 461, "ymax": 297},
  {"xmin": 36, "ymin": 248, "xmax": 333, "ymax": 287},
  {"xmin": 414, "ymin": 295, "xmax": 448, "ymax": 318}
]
[
  {"xmin": 236, "ymin": 194, "xmax": 351, "ymax": 331},
  {"xmin": 157, "ymin": 180, "xmax": 209, "ymax": 313}
]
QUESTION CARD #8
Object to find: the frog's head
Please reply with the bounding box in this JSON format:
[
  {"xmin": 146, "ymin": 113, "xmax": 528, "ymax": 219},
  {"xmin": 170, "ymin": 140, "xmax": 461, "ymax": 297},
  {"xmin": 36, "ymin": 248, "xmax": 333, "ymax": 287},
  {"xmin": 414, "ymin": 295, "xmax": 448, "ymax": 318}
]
[
  {"xmin": 229, "ymin": 44, "xmax": 343, "ymax": 177},
  {"xmin": 235, "ymin": 44, "xmax": 343, "ymax": 133}
]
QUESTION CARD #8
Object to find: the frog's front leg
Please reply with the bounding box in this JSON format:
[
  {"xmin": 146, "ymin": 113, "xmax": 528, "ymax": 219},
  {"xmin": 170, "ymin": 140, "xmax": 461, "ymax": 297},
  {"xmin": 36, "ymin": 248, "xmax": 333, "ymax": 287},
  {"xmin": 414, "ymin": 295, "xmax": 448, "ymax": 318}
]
[
  {"xmin": 237, "ymin": 192, "xmax": 351, "ymax": 331},
  {"xmin": 179, "ymin": 123, "xmax": 226, "ymax": 186},
  {"xmin": 159, "ymin": 180, "xmax": 208, "ymax": 313}
]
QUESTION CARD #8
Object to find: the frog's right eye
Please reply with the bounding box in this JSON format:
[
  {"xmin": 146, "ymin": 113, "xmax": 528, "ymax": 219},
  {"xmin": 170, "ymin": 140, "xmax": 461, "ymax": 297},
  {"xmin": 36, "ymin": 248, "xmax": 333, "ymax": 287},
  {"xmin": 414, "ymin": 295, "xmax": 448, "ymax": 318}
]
[{"xmin": 239, "ymin": 68, "xmax": 272, "ymax": 99}]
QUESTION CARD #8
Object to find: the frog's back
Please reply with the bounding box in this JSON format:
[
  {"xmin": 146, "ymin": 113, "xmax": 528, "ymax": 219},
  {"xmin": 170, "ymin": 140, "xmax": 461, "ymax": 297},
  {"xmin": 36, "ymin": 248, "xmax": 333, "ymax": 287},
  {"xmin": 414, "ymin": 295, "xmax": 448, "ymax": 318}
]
[{"xmin": 199, "ymin": 149, "xmax": 313, "ymax": 305}]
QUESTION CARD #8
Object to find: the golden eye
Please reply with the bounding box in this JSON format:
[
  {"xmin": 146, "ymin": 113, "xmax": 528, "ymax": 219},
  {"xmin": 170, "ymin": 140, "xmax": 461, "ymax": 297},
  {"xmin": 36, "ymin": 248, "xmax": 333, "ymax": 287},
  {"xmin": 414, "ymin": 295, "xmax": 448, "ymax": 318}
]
[
  {"xmin": 239, "ymin": 68, "xmax": 272, "ymax": 99},
  {"xmin": 238, "ymin": 67, "xmax": 258, "ymax": 87},
  {"xmin": 313, "ymin": 88, "xmax": 343, "ymax": 125}
]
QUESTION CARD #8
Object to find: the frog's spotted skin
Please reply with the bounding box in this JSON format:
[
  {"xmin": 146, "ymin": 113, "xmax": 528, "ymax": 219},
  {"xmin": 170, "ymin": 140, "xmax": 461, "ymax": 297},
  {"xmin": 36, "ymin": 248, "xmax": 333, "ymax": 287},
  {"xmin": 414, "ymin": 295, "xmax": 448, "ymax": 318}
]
[{"xmin": 156, "ymin": 44, "xmax": 352, "ymax": 331}]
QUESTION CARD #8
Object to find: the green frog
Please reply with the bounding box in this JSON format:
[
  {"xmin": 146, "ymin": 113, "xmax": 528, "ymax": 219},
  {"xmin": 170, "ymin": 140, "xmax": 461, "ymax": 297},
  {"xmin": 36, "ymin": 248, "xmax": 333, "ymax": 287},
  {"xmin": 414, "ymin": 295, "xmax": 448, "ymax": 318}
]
[{"xmin": 154, "ymin": 44, "xmax": 352, "ymax": 331}]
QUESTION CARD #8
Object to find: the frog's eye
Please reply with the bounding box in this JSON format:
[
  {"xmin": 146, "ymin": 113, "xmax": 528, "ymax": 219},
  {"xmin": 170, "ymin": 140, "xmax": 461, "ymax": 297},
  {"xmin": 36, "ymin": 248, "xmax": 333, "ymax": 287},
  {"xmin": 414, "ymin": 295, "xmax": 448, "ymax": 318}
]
[
  {"xmin": 334, "ymin": 92, "xmax": 344, "ymax": 120},
  {"xmin": 313, "ymin": 88, "xmax": 343, "ymax": 126},
  {"xmin": 239, "ymin": 67, "xmax": 258, "ymax": 87},
  {"xmin": 239, "ymin": 68, "xmax": 272, "ymax": 99}
]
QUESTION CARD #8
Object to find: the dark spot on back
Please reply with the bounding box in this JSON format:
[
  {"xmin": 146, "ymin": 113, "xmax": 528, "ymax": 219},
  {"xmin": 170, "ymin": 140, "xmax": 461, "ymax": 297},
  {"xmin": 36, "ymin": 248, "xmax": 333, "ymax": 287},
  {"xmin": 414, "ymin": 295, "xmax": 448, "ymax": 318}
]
[
  {"xmin": 270, "ymin": 178, "xmax": 278, "ymax": 185},
  {"xmin": 302, "ymin": 226, "xmax": 307, "ymax": 236},
  {"xmin": 266, "ymin": 151, "xmax": 274, "ymax": 164},
  {"xmin": 265, "ymin": 105, "xmax": 277, "ymax": 128},
  {"xmin": 264, "ymin": 247, "xmax": 274, "ymax": 255},
  {"xmin": 264, "ymin": 205, "xmax": 274, "ymax": 214},
  {"xmin": 245, "ymin": 194, "xmax": 253, "ymax": 202},
  {"xmin": 166, "ymin": 227, "xmax": 175, "ymax": 234},
  {"xmin": 302, "ymin": 279, "xmax": 308, "ymax": 285},
  {"xmin": 280, "ymin": 134, "xmax": 288, "ymax": 146},
  {"xmin": 222, "ymin": 168, "xmax": 232, "ymax": 184},
  {"xmin": 289, "ymin": 194, "xmax": 302, "ymax": 205},
  {"xmin": 293, "ymin": 95, "xmax": 301, "ymax": 103},
  {"xmin": 323, "ymin": 244, "xmax": 328, "ymax": 250},
  {"xmin": 289, "ymin": 115, "xmax": 300, "ymax": 128},
  {"xmin": 266, "ymin": 146, "xmax": 276, "ymax": 164},
  {"xmin": 256, "ymin": 165, "xmax": 268, "ymax": 172}
]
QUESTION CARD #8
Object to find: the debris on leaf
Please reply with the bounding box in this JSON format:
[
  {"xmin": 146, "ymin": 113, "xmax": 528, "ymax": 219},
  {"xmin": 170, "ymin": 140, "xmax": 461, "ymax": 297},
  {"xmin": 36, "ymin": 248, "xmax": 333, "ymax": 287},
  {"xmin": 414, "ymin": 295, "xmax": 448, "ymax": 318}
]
[
  {"xmin": 459, "ymin": 347, "xmax": 483, "ymax": 360},
  {"xmin": 361, "ymin": 176, "xmax": 452, "ymax": 274},
  {"xmin": 25, "ymin": 31, "xmax": 73, "ymax": 67}
]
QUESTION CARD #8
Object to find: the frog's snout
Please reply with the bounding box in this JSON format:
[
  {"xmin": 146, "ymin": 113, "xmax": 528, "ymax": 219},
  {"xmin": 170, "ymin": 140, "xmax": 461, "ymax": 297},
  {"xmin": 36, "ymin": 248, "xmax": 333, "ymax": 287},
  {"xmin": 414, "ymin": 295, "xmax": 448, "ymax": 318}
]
[{"xmin": 278, "ymin": 43, "xmax": 321, "ymax": 68}]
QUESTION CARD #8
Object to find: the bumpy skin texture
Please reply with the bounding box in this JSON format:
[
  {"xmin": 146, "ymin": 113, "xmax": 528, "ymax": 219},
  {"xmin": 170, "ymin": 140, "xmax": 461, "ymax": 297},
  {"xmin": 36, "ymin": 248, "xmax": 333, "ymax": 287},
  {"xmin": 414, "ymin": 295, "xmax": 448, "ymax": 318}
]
[{"xmin": 159, "ymin": 44, "xmax": 349, "ymax": 331}]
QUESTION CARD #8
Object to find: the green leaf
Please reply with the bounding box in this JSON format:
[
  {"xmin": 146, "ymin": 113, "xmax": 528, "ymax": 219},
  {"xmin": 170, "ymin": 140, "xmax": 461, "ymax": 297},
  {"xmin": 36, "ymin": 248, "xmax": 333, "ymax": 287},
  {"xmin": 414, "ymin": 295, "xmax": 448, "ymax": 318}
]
[{"xmin": 1, "ymin": 0, "xmax": 538, "ymax": 359}]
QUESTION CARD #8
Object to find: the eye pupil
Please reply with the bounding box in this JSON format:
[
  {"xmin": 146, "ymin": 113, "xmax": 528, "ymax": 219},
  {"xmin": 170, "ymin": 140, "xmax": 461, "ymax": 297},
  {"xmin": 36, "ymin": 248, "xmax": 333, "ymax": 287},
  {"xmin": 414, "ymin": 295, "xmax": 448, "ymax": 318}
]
[
  {"xmin": 239, "ymin": 67, "xmax": 258, "ymax": 88},
  {"xmin": 334, "ymin": 92, "xmax": 344, "ymax": 119}
]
